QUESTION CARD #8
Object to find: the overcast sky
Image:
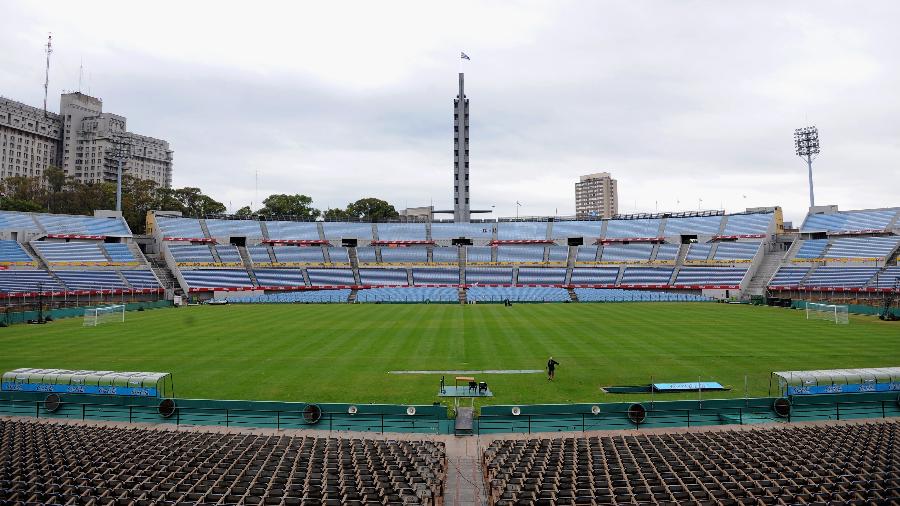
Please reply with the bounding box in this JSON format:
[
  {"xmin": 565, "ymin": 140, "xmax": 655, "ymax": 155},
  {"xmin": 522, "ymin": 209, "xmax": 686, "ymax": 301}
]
[{"xmin": 2, "ymin": 1, "xmax": 898, "ymax": 224}]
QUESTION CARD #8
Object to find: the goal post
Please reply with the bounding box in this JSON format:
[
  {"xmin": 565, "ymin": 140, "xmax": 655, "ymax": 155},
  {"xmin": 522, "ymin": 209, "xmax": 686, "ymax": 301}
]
[
  {"xmin": 83, "ymin": 304, "xmax": 126, "ymax": 327},
  {"xmin": 805, "ymin": 302, "xmax": 849, "ymax": 324}
]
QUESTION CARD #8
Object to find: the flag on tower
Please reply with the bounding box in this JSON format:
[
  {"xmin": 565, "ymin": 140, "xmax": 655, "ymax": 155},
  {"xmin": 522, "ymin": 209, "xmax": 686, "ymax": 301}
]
[{"xmin": 461, "ymin": 52, "xmax": 470, "ymax": 60}]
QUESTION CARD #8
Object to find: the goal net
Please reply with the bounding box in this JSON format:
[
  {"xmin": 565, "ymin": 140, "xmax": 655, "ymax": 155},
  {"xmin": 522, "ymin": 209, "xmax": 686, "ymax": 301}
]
[
  {"xmin": 83, "ymin": 305, "xmax": 126, "ymax": 327},
  {"xmin": 805, "ymin": 302, "xmax": 849, "ymax": 324}
]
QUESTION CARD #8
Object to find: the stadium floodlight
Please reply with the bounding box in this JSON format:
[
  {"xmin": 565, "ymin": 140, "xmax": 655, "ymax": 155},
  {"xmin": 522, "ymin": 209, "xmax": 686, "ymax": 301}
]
[{"xmin": 794, "ymin": 126, "xmax": 820, "ymax": 208}]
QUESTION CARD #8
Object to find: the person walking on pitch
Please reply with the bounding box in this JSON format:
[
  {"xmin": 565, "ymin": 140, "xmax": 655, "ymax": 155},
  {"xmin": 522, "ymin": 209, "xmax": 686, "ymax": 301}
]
[{"xmin": 547, "ymin": 357, "xmax": 560, "ymax": 381}]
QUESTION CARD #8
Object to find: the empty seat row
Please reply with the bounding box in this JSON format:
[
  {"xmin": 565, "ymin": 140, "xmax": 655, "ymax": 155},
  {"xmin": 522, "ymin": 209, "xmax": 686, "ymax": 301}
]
[
  {"xmin": 574, "ymin": 288, "xmax": 711, "ymax": 302},
  {"xmin": 468, "ymin": 286, "xmax": 570, "ymax": 302},
  {"xmin": 356, "ymin": 287, "xmax": 458, "ymax": 303},
  {"xmin": 229, "ymin": 289, "xmax": 350, "ymax": 303}
]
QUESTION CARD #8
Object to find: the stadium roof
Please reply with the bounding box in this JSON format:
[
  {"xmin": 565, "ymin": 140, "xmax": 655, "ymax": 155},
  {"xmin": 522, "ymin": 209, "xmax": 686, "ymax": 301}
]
[
  {"xmin": 772, "ymin": 367, "xmax": 900, "ymax": 386},
  {"xmin": 1, "ymin": 368, "xmax": 169, "ymax": 387}
]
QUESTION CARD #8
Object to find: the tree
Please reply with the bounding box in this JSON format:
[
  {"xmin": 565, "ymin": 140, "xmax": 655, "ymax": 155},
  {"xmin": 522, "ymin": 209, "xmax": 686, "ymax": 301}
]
[
  {"xmin": 234, "ymin": 206, "xmax": 254, "ymax": 218},
  {"xmin": 44, "ymin": 166, "xmax": 67, "ymax": 193},
  {"xmin": 172, "ymin": 187, "xmax": 226, "ymax": 217},
  {"xmin": 258, "ymin": 194, "xmax": 320, "ymax": 220},
  {"xmin": 322, "ymin": 207, "xmax": 350, "ymax": 221},
  {"xmin": 345, "ymin": 198, "xmax": 399, "ymax": 221}
]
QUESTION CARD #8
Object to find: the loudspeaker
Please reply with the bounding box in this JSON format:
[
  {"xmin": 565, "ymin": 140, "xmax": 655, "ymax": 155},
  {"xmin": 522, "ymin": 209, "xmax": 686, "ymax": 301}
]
[
  {"xmin": 158, "ymin": 398, "xmax": 177, "ymax": 418},
  {"xmin": 627, "ymin": 403, "xmax": 647, "ymax": 424},
  {"xmin": 773, "ymin": 398, "xmax": 791, "ymax": 418},
  {"xmin": 44, "ymin": 394, "xmax": 61, "ymax": 413},
  {"xmin": 303, "ymin": 404, "xmax": 322, "ymax": 424}
]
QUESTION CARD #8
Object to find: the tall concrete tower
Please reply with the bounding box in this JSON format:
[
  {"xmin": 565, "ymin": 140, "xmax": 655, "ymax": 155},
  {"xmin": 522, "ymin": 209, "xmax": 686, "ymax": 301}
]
[{"xmin": 453, "ymin": 72, "xmax": 470, "ymax": 222}]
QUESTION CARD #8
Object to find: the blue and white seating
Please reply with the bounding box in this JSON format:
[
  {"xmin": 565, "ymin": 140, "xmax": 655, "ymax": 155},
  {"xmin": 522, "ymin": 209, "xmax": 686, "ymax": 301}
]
[
  {"xmin": 247, "ymin": 246, "xmax": 272, "ymax": 264},
  {"xmin": 620, "ymin": 267, "xmax": 674, "ymax": 285},
  {"xmin": 685, "ymin": 243, "xmax": 713, "ymax": 261},
  {"xmin": 824, "ymin": 237, "xmax": 900, "ymax": 260},
  {"xmin": 102, "ymin": 244, "xmax": 138, "ymax": 263},
  {"xmin": 0, "ymin": 240, "xmax": 33, "ymax": 264},
  {"xmin": 120, "ymin": 270, "xmax": 162, "ymax": 289},
  {"xmin": 575, "ymin": 246, "xmax": 598, "ymax": 262},
  {"xmin": 322, "ymin": 222, "xmax": 373, "ymax": 240},
  {"xmin": 156, "ymin": 216, "xmax": 205, "ymax": 239},
  {"xmin": 713, "ymin": 242, "xmax": 760, "ymax": 261},
  {"xmin": 355, "ymin": 246, "xmax": 378, "ymax": 264},
  {"xmin": 357, "ymin": 287, "xmax": 458, "ymax": 303},
  {"xmin": 376, "ymin": 223, "xmax": 427, "ymax": 241},
  {"xmin": 264, "ymin": 221, "xmax": 321, "ymax": 241},
  {"xmin": 674, "ymin": 267, "xmax": 747, "ymax": 286},
  {"xmin": 215, "ymin": 246, "xmax": 243, "ymax": 263},
  {"xmin": 517, "ymin": 268, "xmax": 567, "ymax": 284},
  {"xmin": 794, "ymin": 240, "xmax": 829, "ymax": 259},
  {"xmin": 570, "ymin": 267, "xmax": 619, "ymax": 284},
  {"xmin": 497, "ymin": 222, "xmax": 548, "ymax": 240},
  {"xmin": 54, "ymin": 271, "xmax": 128, "ymax": 290},
  {"xmin": 358, "ymin": 268, "xmax": 408, "ymax": 286},
  {"xmin": 550, "ymin": 221, "xmax": 602, "ymax": 239},
  {"xmin": 654, "ymin": 244, "xmax": 679, "ymax": 262},
  {"xmin": 430, "ymin": 222, "xmax": 493, "ymax": 240},
  {"xmin": 254, "ymin": 269, "xmax": 305, "ymax": 287},
  {"xmin": 205, "ymin": 219, "xmax": 263, "ymax": 239},
  {"xmin": 801, "ymin": 208, "xmax": 899, "ymax": 233},
  {"xmin": 802, "ymin": 267, "xmax": 878, "ymax": 288},
  {"xmin": 0, "ymin": 270, "xmax": 63, "ymax": 293},
  {"xmin": 327, "ymin": 247, "xmax": 350, "ymax": 264},
  {"xmin": 307, "ymin": 269, "xmax": 355, "ymax": 286},
  {"xmin": 600, "ymin": 244, "xmax": 653, "ymax": 262},
  {"xmin": 466, "ymin": 247, "xmax": 493, "ymax": 263},
  {"xmin": 722, "ymin": 213, "xmax": 773, "ymax": 236},
  {"xmin": 466, "ymin": 267, "xmax": 513, "ymax": 284},
  {"xmin": 36, "ymin": 214, "xmax": 131, "ymax": 237},
  {"xmin": 497, "ymin": 246, "xmax": 544, "ymax": 263},
  {"xmin": 575, "ymin": 288, "xmax": 712, "ymax": 302},
  {"xmin": 272, "ymin": 246, "xmax": 325, "ymax": 264},
  {"xmin": 604, "ymin": 218, "xmax": 661, "ymax": 239},
  {"xmin": 181, "ymin": 269, "xmax": 254, "ymax": 288},
  {"xmin": 0, "ymin": 211, "xmax": 39, "ymax": 231},
  {"xmin": 768, "ymin": 267, "xmax": 810, "ymax": 287},
  {"xmin": 412, "ymin": 268, "xmax": 459, "ymax": 285},
  {"xmin": 467, "ymin": 286, "xmax": 569, "ymax": 302},
  {"xmin": 228, "ymin": 289, "xmax": 350, "ymax": 304},
  {"xmin": 168, "ymin": 244, "xmax": 215, "ymax": 264},
  {"xmin": 663, "ymin": 216, "xmax": 723, "ymax": 236},
  {"xmin": 380, "ymin": 247, "xmax": 428, "ymax": 264},
  {"xmin": 871, "ymin": 266, "xmax": 900, "ymax": 288},
  {"xmin": 547, "ymin": 246, "xmax": 569, "ymax": 263},
  {"xmin": 431, "ymin": 247, "xmax": 459, "ymax": 263},
  {"xmin": 32, "ymin": 241, "xmax": 108, "ymax": 263}
]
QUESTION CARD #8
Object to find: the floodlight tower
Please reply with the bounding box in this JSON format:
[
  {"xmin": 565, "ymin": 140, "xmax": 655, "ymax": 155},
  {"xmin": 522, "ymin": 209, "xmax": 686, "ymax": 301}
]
[
  {"xmin": 794, "ymin": 126, "xmax": 820, "ymax": 208},
  {"xmin": 108, "ymin": 136, "xmax": 131, "ymax": 212}
]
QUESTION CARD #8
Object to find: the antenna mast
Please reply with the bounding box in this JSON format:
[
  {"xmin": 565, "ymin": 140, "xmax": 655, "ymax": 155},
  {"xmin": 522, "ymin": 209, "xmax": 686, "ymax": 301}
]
[{"xmin": 43, "ymin": 33, "xmax": 53, "ymax": 117}]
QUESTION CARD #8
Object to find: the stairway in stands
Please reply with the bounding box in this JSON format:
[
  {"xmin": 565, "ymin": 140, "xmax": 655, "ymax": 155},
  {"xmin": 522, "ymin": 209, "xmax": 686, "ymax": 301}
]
[
  {"xmin": 744, "ymin": 248, "xmax": 784, "ymax": 296},
  {"xmin": 348, "ymin": 289, "xmax": 358, "ymax": 303},
  {"xmin": 458, "ymin": 287, "xmax": 467, "ymax": 304},
  {"xmin": 567, "ymin": 287, "xmax": 579, "ymax": 302},
  {"xmin": 237, "ymin": 246, "xmax": 259, "ymax": 286},
  {"xmin": 148, "ymin": 255, "xmax": 180, "ymax": 292}
]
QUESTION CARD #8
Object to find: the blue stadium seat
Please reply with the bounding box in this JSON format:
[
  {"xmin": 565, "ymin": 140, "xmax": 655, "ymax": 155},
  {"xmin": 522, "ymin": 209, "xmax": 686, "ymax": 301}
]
[
  {"xmin": 357, "ymin": 287, "xmax": 458, "ymax": 302},
  {"xmin": 604, "ymin": 218, "xmax": 661, "ymax": 238},
  {"xmin": 570, "ymin": 267, "xmax": 619, "ymax": 284},
  {"xmin": 228, "ymin": 289, "xmax": 350, "ymax": 304},
  {"xmin": 871, "ymin": 266, "xmax": 900, "ymax": 288},
  {"xmin": 673, "ymin": 267, "xmax": 748, "ymax": 286},
  {"xmin": 575, "ymin": 246, "xmax": 598, "ymax": 262},
  {"xmin": 0, "ymin": 270, "xmax": 64, "ymax": 293},
  {"xmin": 574, "ymin": 288, "xmax": 712, "ymax": 302},
  {"xmin": 802, "ymin": 266, "xmax": 878, "ymax": 288},
  {"xmin": 322, "ymin": 222, "xmax": 373, "ymax": 240},
  {"xmin": 824, "ymin": 237, "xmax": 899, "ymax": 260},
  {"xmin": 54, "ymin": 271, "xmax": 128, "ymax": 290},
  {"xmin": 214, "ymin": 245, "xmax": 242, "ymax": 263},
  {"xmin": 156, "ymin": 216, "xmax": 205, "ymax": 238},
  {"xmin": 517, "ymin": 268, "xmax": 567, "ymax": 284},
  {"xmin": 466, "ymin": 247, "xmax": 493, "ymax": 263},
  {"xmin": 0, "ymin": 240, "xmax": 34, "ymax": 263},
  {"xmin": 168, "ymin": 244, "xmax": 216, "ymax": 263},
  {"xmin": 713, "ymin": 241, "xmax": 760, "ymax": 260},
  {"xmin": 722, "ymin": 213, "xmax": 773, "ymax": 236},
  {"xmin": 307, "ymin": 268, "xmax": 355, "ymax": 285},
  {"xmin": 264, "ymin": 221, "xmax": 321, "ymax": 240},
  {"xmin": 412, "ymin": 268, "xmax": 460, "ymax": 285},
  {"xmin": 358, "ymin": 268, "xmax": 408, "ymax": 285},
  {"xmin": 0, "ymin": 211, "xmax": 39, "ymax": 232},
  {"xmin": 376, "ymin": 223, "xmax": 427, "ymax": 241},
  {"xmin": 794, "ymin": 239, "xmax": 829, "ymax": 259},
  {"xmin": 549, "ymin": 221, "xmax": 602, "ymax": 240},
  {"xmin": 768, "ymin": 266, "xmax": 809, "ymax": 287},
  {"xmin": 380, "ymin": 247, "xmax": 428, "ymax": 263},
  {"xmin": 654, "ymin": 243, "xmax": 680, "ymax": 261},
  {"xmin": 120, "ymin": 270, "xmax": 162, "ymax": 289},
  {"xmin": 32, "ymin": 241, "xmax": 108, "ymax": 263},
  {"xmin": 430, "ymin": 222, "xmax": 493, "ymax": 240},
  {"xmin": 620, "ymin": 267, "xmax": 674, "ymax": 285},
  {"xmin": 600, "ymin": 244, "xmax": 653, "ymax": 262},
  {"xmin": 102, "ymin": 243, "xmax": 138, "ymax": 263},
  {"xmin": 247, "ymin": 245, "xmax": 272, "ymax": 263},
  {"xmin": 355, "ymin": 246, "xmax": 377, "ymax": 264},
  {"xmin": 497, "ymin": 222, "xmax": 548, "ymax": 240},
  {"xmin": 431, "ymin": 246, "xmax": 459, "ymax": 263},
  {"xmin": 204, "ymin": 219, "xmax": 264, "ymax": 238},
  {"xmin": 35, "ymin": 213, "xmax": 131, "ymax": 236},
  {"xmin": 466, "ymin": 267, "xmax": 513, "ymax": 284},
  {"xmin": 801, "ymin": 208, "xmax": 899, "ymax": 233},
  {"xmin": 254, "ymin": 269, "xmax": 305, "ymax": 286},
  {"xmin": 685, "ymin": 243, "xmax": 713, "ymax": 261},
  {"xmin": 663, "ymin": 216, "xmax": 724, "ymax": 236},
  {"xmin": 180, "ymin": 269, "xmax": 254, "ymax": 289},
  {"xmin": 547, "ymin": 246, "xmax": 569, "ymax": 263},
  {"xmin": 272, "ymin": 246, "xmax": 325, "ymax": 263},
  {"xmin": 497, "ymin": 245, "xmax": 545, "ymax": 263},
  {"xmin": 467, "ymin": 286, "xmax": 569, "ymax": 302}
]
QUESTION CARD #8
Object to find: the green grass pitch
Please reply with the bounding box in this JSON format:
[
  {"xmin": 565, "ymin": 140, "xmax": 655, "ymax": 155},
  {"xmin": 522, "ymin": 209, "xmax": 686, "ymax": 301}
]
[{"xmin": 1, "ymin": 303, "xmax": 898, "ymax": 406}]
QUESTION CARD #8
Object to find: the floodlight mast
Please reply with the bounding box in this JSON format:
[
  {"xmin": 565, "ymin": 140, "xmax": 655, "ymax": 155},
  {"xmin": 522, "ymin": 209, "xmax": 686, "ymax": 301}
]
[{"xmin": 794, "ymin": 126, "xmax": 820, "ymax": 208}]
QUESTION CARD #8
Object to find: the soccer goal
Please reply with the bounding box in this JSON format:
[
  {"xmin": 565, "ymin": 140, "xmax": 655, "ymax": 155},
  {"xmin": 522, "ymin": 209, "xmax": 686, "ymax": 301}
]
[
  {"xmin": 805, "ymin": 302, "xmax": 849, "ymax": 324},
  {"xmin": 83, "ymin": 304, "xmax": 126, "ymax": 327}
]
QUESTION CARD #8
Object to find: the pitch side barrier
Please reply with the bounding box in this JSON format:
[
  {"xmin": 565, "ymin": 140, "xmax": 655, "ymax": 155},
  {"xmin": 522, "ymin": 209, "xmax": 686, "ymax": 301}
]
[
  {"xmin": 1, "ymin": 300, "xmax": 173, "ymax": 326},
  {"xmin": 0, "ymin": 391, "xmax": 897, "ymax": 435}
]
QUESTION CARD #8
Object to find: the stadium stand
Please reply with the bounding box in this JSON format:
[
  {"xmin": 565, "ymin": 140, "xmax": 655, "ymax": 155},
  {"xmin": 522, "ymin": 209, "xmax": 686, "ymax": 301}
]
[
  {"xmin": 713, "ymin": 241, "xmax": 760, "ymax": 261},
  {"xmin": 823, "ymin": 236, "xmax": 900, "ymax": 260},
  {"xmin": 35, "ymin": 213, "xmax": 131, "ymax": 236},
  {"xmin": 307, "ymin": 268, "xmax": 356, "ymax": 286},
  {"xmin": 794, "ymin": 239, "xmax": 829, "ymax": 259},
  {"xmin": 322, "ymin": 222, "xmax": 373, "ymax": 240},
  {"xmin": 721, "ymin": 212, "xmax": 774, "ymax": 236},
  {"xmin": 663, "ymin": 215, "xmax": 724, "ymax": 236},
  {"xmin": 272, "ymin": 245, "xmax": 325, "ymax": 264},
  {"xmin": 376, "ymin": 222, "xmax": 427, "ymax": 241},
  {"xmin": 180, "ymin": 269, "xmax": 255, "ymax": 288},
  {"xmin": 483, "ymin": 421, "xmax": 899, "ymax": 505},
  {"xmin": 0, "ymin": 418, "xmax": 446, "ymax": 505},
  {"xmin": 381, "ymin": 246, "xmax": 428, "ymax": 264},
  {"xmin": 549, "ymin": 220, "xmax": 602, "ymax": 240},
  {"xmin": 31, "ymin": 241, "xmax": 108, "ymax": 263},
  {"xmin": 604, "ymin": 218, "xmax": 660, "ymax": 239},
  {"xmin": 0, "ymin": 269, "xmax": 64, "ymax": 293},
  {"xmin": 768, "ymin": 266, "xmax": 810, "ymax": 287},
  {"xmin": 0, "ymin": 210, "xmax": 39, "ymax": 231},
  {"xmin": 357, "ymin": 287, "xmax": 458, "ymax": 302},
  {"xmin": 431, "ymin": 246, "xmax": 459, "ymax": 263},
  {"xmin": 575, "ymin": 288, "xmax": 711, "ymax": 302},
  {"xmin": 412, "ymin": 268, "xmax": 460, "ymax": 285},
  {"xmin": 327, "ymin": 247, "xmax": 350, "ymax": 264},
  {"xmin": 155, "ymin": 216, "xmax": 205, "ymax": 239},
  {"xmin": 264, "ymin": 220, "xmax": 321, "ymax": 240},
  {"xmin": 517, "ymin": 268, "xmax": 567, "ymax": 284},
  {"xmin": 547, "ymin": 246, "xmax": 569, "ymax": 263},
  {"xmin": 801, "ymin": 207, "xmax": 900, "ymax": 233},
  {"xmin": 214, "ymin": 245, "xmax": 243, "ymax": 263},
  {"xmin": 53, "ymin": 270, "xmax": 129, "ymax": 290},
  {"xmin": 497, "ymin": 221, "xmax": 548, "ymax": 240},
  {"xmin": 497, "ymin": 245, "xmax": 545, "ymax": 263},
  {"xmin": 570, "ymin": 267, "xmax": 619, "ymax": 285},
  {"xmin": 247, "ymin": 245, "xmax": 273, "ymax": 264},
  {"xmin": 254, "ymin": 269, "xmax": 305, "ymax": 287},
  {"xmin": 229, "ymin": 289, "xmax": 350, "ymax": 303},
  {"xmin": 600, "ymin": 243, "xmax": 654, "ymax": 262},
  {"xmin": 619, "ymin": 267, "xmax": 674, "ymax": 285},
  {"xmin": 168, "ymin": 244, "xmax": 216, "ymax": 263},
  {"xmin": 356, "ymin": 246, "xmax": 378, "ymax": 264},
  {"xmin": 674, "ymin": 267, "xmax": 748, "ymax": 287},
  {"xmin": 802, "ymin": 266, "xmax": 879, "ymax": 288},
  {"xmin": 430, "ymin": 222, "xmax": 493, "ymax": 240},
  {"xmin": 468, "ymin": 286, "xmax": 569, "ymax": 302},
  {"xmin": 120, "ymin": 270, "xmax": 162, "ymax": 289},
  {"xmin": 575, "ymin": 246, "xmax": 598, "ymax": 262},
  {"xmin": 0, "ymin": 240, "xmax": 34, "ymax": 264},
  {"xmin": 358, "ymin": 268, "xmax": 408, "ymax": 285},
  {"xmin": 872, "ymin": 265, "xmax": 900, "ymax": 288},
  {"xmin": 685, "ymin": 243, "xmax": 713, "ymax": 261},
  {"xmin": 654, "ymin": 243, "xmax": 679, "ymax": 262},
  {"xmin": 102, "ymin": 243, "xmax": 139, "ymax": 263},
  {"xmin": 204, "ymin": 218, "xmax": 264, "ymax": 238},
  {"xmin": 466, "ymin": 267, "xmax": 514, "ymax": 284},
  {"xmin": 466, "ymin": 246, "xmax": 493, "ymax": 263}
]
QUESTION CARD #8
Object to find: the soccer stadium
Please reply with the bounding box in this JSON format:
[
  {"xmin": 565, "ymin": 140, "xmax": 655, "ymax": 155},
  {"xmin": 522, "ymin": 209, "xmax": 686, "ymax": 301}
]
[{"xmin": 3, "ymin": 6, "xmax": 900, "ymax": 506}]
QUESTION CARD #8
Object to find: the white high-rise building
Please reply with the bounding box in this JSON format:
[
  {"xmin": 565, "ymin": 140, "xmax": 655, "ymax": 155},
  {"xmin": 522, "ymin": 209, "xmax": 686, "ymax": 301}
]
[{"xmin": 575, "ymin": 172, "xmax": 618, "ymax": 218}]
